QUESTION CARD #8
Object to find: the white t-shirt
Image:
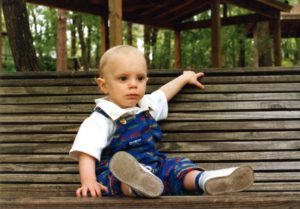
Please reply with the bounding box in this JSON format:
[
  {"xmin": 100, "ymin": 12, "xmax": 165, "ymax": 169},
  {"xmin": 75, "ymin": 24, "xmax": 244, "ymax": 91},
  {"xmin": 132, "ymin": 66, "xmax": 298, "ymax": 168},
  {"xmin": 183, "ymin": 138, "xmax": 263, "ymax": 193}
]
[{"xmin": 69, "ymin": 89, "xmax": 168, "ymax": 161}]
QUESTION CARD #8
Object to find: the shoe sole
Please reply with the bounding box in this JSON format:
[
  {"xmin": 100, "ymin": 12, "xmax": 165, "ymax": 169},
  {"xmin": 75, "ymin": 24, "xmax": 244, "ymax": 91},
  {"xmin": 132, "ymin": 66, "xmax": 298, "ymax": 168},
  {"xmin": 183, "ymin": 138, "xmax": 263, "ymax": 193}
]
[
  {"xmin": 109, "ymin": 151, "xmax": 163, "ymax": 198},
  {"xmin": 204, "ymin": 165, "xmax": 254, "ymax": 195}
]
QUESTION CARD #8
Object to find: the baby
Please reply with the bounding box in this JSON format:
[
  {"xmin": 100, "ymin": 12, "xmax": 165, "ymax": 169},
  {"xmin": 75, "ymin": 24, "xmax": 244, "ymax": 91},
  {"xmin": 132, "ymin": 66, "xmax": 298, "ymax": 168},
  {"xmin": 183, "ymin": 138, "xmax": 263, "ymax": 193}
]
[{"xmin": 70, "ymin": 45, "xmax": 254, "ymax": 197}]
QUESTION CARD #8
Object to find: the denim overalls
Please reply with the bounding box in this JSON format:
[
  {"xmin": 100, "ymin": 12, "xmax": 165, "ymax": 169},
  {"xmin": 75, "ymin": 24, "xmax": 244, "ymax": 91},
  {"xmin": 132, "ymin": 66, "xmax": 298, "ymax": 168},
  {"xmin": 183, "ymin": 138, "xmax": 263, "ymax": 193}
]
[{"xmin": 94, "ymin": 107, "xmax": 201, "ymax": 196}]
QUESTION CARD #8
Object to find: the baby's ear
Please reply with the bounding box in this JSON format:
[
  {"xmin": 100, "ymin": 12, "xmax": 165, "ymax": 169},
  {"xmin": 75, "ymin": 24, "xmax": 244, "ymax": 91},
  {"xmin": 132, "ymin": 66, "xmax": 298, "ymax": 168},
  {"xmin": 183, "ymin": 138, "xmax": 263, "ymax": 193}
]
[{"xmin": 96, "ymin": 78, "xmax": 108, "ymax": 94}]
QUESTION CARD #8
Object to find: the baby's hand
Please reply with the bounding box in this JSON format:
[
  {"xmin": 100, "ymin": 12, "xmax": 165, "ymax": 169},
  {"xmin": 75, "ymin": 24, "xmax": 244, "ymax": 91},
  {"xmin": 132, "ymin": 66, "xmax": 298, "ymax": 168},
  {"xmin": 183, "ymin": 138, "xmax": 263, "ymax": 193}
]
[
  {"xmin": 183, "ymin": 71, "xmax": 205, "ymax": 89},
  {"xmin": 76, "ymin": 181, "xmax": 108, "ymax": 197}
]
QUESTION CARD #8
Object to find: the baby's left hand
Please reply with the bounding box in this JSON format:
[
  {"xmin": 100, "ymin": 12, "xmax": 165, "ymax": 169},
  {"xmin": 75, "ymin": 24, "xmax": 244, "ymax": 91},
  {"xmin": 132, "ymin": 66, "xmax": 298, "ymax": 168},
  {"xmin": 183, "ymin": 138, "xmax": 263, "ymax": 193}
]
[{"xmin": 183, "ymin": 71, "xmax": 205, "ymax": 89}]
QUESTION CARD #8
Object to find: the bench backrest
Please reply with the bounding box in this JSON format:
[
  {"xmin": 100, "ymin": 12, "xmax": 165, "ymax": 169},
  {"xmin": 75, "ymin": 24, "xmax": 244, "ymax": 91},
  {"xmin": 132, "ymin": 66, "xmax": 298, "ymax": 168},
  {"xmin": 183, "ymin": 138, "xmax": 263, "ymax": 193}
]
[{"xmin": 1, "ymin": 67, "xmax": 300, "ymax": 197}]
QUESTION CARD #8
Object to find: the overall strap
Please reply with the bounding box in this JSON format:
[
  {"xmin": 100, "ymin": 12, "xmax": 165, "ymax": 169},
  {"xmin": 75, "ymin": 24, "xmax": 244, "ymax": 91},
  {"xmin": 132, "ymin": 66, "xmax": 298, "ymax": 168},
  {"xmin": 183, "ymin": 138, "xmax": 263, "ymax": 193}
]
[{"xmin": 94, "ymin": 107, "xmax": 110, "ymax": 119}]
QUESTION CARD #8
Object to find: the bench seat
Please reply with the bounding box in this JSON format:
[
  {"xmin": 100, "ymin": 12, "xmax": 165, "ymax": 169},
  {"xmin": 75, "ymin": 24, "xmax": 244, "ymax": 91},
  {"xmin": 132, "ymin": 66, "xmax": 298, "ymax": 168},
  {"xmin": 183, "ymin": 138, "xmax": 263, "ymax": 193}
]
[{"xmin": 1, "ymin": 67, "xmax": 300, "ymax": 208}]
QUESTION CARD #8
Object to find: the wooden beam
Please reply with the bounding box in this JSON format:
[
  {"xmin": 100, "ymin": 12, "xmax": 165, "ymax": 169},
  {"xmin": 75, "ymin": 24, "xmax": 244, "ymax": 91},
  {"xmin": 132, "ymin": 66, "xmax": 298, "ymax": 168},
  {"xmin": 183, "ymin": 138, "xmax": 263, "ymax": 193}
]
[
  {"xmin": 273, "ymin": 16, "xmax": 281, "ymax": 66},
  {"xmin": 211, "ymin": 0, "xmax": 222, "ymax": 68},
  {"xmin": 223, "ymin": 0, "xmax": 280, "ymax": 19},
  {"xmin": 179, "ymin": 14, "xmax": 268, "ymax": 30},
  {"xmin": 124, "ymin": 15, "xmax": 174, "ymax": 30},
  {"xmin": 27, "ymin": 0, "xmax": 106, "ymax": 16},
  {"xmin": 108, "ymin": 0, "xmax": 122, "ymax": 47},
  {"xmin": 174, "ymin": 30, "xmax": 181, "ymax": 68}
]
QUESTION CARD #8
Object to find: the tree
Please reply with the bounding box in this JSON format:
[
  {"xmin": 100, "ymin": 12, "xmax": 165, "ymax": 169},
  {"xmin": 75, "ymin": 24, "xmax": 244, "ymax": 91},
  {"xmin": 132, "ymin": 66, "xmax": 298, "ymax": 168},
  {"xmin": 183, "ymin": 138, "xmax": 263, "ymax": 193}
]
[
  {"xmin": 56, "ymin": 9, "xmax": 68, "ymax": 71},
  {"xmin": 2, "ymin": 0, "xmax": 40, "ymax": 71},
  {"xmin": 256, "ymin": 21, "xmax": 272, "ymax": 66}
]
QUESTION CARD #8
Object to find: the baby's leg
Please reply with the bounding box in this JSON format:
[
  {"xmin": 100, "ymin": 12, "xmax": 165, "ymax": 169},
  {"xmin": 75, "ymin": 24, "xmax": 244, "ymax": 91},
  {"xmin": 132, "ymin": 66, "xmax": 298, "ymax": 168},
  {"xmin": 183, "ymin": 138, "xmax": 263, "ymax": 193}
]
[
  {"xmin": 183, "ymin": 170, "xmax": 202, "ymax": 191},
  {"xmin": 120, "ymin": 183, "xmax": 135, "ymax": 197},
  {"xmin": 110, "ymin": 151, "xmax": 163, "ymax": 198},
  {"xmin": 183, "ymin": 166, "xmax": 254, "ymax": 195}
]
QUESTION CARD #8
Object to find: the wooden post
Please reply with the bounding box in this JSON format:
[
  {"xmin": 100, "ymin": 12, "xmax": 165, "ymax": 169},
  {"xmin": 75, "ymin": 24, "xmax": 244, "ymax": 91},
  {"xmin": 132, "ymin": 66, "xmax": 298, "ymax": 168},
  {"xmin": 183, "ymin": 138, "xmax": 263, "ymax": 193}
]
[
  {"xmin": 174, "ymin": 30, "xmax": 181, "ymax": 68},
  {"xmin": 273, "ymin": 17, "xmax": 282, "ymax": 66},
  {"xmin": 108, "ymin": 0, "xmax": 122, "ymax": 48},
  {"xmin": 211, "ymin": 0, "xmax": 222, "ymax": 68},
  {"xmin": 0, "ymin": 0, "xmax": 2, "ymax": 72},
  {"xmin": 100, "ymin": 14, "xmax": 109, "ymax": 56}
]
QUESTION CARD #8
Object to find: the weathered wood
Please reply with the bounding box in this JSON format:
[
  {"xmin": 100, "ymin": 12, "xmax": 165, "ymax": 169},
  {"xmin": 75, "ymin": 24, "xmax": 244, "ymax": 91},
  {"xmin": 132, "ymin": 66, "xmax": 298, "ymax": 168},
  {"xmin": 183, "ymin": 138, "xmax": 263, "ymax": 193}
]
[
  {"xmin": 1, "ymin": 82, "xmax": 299, "ymax": 96},
  {"xmin": 108, "ymin": 0, "xmax": 122, "ymax": 47},
  {"xmin": 273, "ymin": 17, "xmax": 282, "ymax": 66},
  {"xmin": 1, "ymin": 120, "xmax": 300, "ymax": 133},
  {"xmin": 1, "ymin": 193, "xmax": 300, "ymax": 209},
  {"xmin": 0, "ymin": 68, "xmax": 299, "ymax": 208},
  {"xmin": 1, "ymin": 172, "xmax": 300, "ymax": 184},
  {"xmin": 1, "ymin": 140, "xmax": 299, "ymax": 154},
  {"xmin": 1, "ymin": 100, "xmax": 300, "ymax": 114},
  {"xmin": 2, "ymin": 74, "xmax": 300, "ymax": 87},
  {"xmin": 1, "ymin": 111, "xmax": 300, "ymax": 123},
  {"xmin": 2, "ymin": 130, "xmax": 300, "ymax": 143}
]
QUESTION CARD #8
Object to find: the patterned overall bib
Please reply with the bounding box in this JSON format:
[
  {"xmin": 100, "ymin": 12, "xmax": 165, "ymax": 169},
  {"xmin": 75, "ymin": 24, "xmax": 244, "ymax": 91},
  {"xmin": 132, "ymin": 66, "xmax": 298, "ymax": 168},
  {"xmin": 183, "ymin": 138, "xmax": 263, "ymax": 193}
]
[{"xmin": 95, "ymin": 107, "xmax": 201, "ymax": 196}]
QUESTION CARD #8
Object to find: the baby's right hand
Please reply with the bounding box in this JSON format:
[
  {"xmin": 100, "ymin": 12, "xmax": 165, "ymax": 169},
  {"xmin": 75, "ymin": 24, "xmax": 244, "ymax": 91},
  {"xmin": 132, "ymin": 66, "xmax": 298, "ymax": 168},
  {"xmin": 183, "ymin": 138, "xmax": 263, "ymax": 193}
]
[{"xmin": 76, "ymin": 181, "xmax": 108, "ymax": 197}]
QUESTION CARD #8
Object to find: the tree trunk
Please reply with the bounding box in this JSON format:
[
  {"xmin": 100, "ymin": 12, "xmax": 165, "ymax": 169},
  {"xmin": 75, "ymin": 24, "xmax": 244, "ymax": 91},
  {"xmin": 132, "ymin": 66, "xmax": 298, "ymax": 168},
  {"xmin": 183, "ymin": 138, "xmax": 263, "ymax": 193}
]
[
  {"xmin": 71, "ymin": 16, "xmax": 77, "ymax": 58},
  {"xmin": 257, "ymin": 21, "xmax": 272, "ymax": 66},
  {"xmin": 160, "ymin": 31, "xmax": 171, "ymax": 68},
  {"xmin": 239, "ymin": 39, "xmax": 246, "ymax": 67},
  {"xmin": 56, "ymin": 9, "xmax": 68, "ymax": 71},
  {"xmin": 295, "ymin": 38, "xmax": 300, "ymax": 65},
  {"xmin": 76, "ymin": 15, "xmax": 89, "ymax": 71},
  {"xmin": 144, "ymin": 25, "xmax": 150, "ymax": 67},
  {"xmin": 3, "ymin": 0, "xmax": 40, "ymax": 71},
  {"xmin": 87, "ymin": 26, "xmax": 91, "ymax": 68},
  {"xmin": 127, "ymin": 22, "xmax": 132, "ymax": 45},
  {"xmin": 150, "ymin": 28, "xmax": 158, "ymax": 69}
]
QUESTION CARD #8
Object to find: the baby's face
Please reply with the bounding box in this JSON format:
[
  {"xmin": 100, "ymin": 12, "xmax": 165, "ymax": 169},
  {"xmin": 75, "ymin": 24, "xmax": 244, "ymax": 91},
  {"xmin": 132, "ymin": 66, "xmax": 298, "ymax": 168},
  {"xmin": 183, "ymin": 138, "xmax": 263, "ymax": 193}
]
[{"xmin": 98, "ymin": 52, "xmax": 148, "ymax": 108}]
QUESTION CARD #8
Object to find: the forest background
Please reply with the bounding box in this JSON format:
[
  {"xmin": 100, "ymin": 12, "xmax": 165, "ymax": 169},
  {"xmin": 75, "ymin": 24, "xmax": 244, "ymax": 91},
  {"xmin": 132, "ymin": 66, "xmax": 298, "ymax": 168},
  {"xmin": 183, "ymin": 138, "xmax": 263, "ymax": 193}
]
[{"xmin": 2, "ymin": 0, "xmax": 300, "ymax": 72}]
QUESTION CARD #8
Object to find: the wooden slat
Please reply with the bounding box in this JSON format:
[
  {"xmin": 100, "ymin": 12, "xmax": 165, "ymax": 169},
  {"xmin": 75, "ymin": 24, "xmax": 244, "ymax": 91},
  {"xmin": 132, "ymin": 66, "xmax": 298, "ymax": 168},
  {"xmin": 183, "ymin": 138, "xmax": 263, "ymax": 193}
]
[
  {"xmin": 0, "ymin": 83, "xmax": 299, "ymax": 96},
  {"xmin": 0, "ymin": 192, "xmax": 299, "ymax": 208},
  {"xmin": 1, "ymin": 92, "xmax": 300, "ymax": 104},
  {"xmin": 1, "ymin": 140, "xmax": 299, "ymax": 153},
  {"xmin": 0, "ymin": 151, "xmax": 300, "ymax": 171},
  {"xmin": 1, "ymin": 111, "xmax": 300, "ymax": 123},
  {"xmin": 1, "ymin": 120, "xmax": 300, "ymax": 133},
  {"xmin": 0, "ymin": 154, "xmax": 74, "ymax": 163},
  {"xmin": 1, "ymin": 151, "xmax": 300, "ymax": 163},
  {"xmin": 1, "ymin": 172, "xmax": 299, "ymax": 183},
  {"xmin": 1, "ymin": 74, "xmax": 300, "ymax": 87},
  {"xmin": 1, "ymin": 131, "xmax": 300, "ymax": 143},
  {"xmin": 160, "ymin": 120, "xmax": 300, "ymax": 131},
  {"xmin": 1, "ymin": 100, "xmax": 300, "ymax": 114}
]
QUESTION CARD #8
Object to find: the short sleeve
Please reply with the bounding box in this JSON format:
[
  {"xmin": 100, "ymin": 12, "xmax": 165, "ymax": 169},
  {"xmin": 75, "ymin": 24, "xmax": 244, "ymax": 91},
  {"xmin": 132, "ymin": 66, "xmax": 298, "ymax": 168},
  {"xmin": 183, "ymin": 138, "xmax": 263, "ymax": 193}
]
[
  {"xmin": 69, "ymin": 112, "xmax": 112, "ymax": 161},
  {"xmin": 141, "ymin": 89, "xmax": 168, "ymax": 121}
]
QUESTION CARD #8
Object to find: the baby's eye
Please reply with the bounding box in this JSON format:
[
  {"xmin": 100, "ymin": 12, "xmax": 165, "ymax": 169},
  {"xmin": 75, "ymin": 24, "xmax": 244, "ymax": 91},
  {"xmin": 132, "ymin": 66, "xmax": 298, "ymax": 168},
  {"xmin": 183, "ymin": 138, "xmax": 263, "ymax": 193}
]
[
  {"xmin": 137, "ymin": 76, "xmax": 146, "ymax": 81},
  {"xmin": 118, "ymin": 76, "xmax": 127, "ymax": 81}
]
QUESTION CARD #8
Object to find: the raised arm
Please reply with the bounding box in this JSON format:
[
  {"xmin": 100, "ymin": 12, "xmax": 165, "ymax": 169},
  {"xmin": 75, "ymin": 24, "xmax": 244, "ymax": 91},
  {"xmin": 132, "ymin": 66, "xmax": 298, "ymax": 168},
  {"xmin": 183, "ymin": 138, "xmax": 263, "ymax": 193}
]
[{"xmin": 159, "ymin": 71, "xmax": 204, "ymax": 101}]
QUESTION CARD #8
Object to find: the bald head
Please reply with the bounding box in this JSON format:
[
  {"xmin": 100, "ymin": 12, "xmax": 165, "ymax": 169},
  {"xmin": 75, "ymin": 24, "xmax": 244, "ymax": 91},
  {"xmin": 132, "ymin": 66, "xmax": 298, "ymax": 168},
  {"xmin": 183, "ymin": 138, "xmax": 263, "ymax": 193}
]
[{"xmin": 98, "ymin": 45, "xmax": 147, "ymax": 77}]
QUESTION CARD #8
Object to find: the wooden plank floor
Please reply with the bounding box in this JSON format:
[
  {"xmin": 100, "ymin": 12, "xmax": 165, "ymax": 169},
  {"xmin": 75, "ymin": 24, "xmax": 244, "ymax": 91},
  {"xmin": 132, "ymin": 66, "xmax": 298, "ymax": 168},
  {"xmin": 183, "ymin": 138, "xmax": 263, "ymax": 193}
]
[{"xmin": 1, "ymin": 193, "xmax": 300, "ymax": 209}]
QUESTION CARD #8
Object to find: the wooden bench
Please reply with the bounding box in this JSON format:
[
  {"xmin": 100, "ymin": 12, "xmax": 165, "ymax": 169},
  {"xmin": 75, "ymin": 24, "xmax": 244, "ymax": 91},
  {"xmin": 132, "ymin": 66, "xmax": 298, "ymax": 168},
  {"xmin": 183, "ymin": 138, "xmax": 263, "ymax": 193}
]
[{"xmin": 1, "ymin": 67, "xmax": 300, "ymax": 208}]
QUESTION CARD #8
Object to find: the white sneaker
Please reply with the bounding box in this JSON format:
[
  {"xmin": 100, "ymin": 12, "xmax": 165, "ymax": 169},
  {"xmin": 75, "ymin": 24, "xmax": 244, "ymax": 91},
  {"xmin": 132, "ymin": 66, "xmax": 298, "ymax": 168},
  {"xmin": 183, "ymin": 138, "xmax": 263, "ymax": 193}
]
[
  {"xmin": 109, "ymin": 151, "xmax": 164, "ymax": 198},
  {"xmin": 199, "ymin": 166, "xmax": 254, "ymax": 195}
]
